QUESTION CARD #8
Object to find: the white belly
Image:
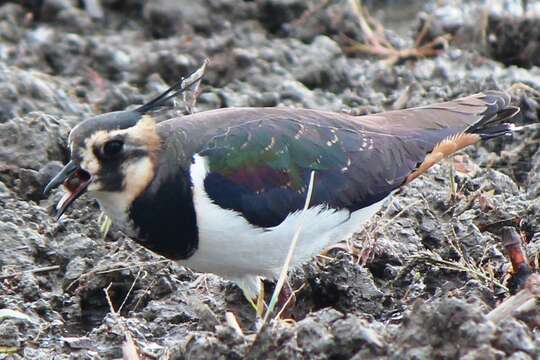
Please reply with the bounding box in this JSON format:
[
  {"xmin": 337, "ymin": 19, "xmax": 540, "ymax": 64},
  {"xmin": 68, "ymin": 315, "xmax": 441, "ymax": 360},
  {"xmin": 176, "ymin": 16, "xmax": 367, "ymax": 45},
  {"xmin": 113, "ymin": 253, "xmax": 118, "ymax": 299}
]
[{"xmin": 182, "ymin": 155, "xmax": 386, "ymax": 297}]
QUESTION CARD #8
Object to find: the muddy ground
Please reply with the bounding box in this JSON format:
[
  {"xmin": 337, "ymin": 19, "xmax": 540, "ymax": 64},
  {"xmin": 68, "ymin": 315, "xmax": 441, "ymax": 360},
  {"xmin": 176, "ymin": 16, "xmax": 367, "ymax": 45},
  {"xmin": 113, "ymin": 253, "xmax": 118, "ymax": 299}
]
[{"xmin": 1, "ymin": 0, "xmax": 540, "ymax": 359}]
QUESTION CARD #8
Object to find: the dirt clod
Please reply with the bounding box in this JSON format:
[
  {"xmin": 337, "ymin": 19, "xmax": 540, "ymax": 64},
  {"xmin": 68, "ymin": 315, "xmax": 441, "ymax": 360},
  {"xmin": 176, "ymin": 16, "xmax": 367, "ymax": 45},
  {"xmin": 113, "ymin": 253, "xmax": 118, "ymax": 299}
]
[{"xmin": 1, "ymin": 0, "xmax": 540, "ymax": 358}]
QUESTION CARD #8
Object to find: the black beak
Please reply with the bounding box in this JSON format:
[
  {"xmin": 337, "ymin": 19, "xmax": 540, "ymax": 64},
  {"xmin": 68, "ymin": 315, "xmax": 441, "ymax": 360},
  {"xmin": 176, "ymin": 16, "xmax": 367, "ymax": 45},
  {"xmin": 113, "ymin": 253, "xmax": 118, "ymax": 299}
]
[
  {"xmin": 44, "ymin": 160, "xmax": 79, "ymax": 195},
  {"xmin": 44, "ymin": 161, "xmax": 93, "ymax": 220}
]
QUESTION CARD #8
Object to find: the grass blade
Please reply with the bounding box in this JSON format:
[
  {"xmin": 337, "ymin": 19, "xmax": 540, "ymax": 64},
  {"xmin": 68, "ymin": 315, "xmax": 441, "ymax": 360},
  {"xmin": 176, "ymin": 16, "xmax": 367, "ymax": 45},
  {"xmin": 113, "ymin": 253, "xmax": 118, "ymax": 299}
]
[{"xmin": 262, "ymin": 171, "xmax": 316, "ymax": 323}]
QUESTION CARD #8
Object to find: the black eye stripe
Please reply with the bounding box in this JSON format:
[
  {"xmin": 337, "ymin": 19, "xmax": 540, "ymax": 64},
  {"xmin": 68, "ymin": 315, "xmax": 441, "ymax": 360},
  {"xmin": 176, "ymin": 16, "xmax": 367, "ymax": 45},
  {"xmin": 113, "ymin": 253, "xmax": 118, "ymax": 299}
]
[
  {"xmin": 130, "ymin": 149, "xmax": 149, "ymax": 157},
  {"xmin": 91, "ymin": 140, "xmax": 150, "ymax": 162}
]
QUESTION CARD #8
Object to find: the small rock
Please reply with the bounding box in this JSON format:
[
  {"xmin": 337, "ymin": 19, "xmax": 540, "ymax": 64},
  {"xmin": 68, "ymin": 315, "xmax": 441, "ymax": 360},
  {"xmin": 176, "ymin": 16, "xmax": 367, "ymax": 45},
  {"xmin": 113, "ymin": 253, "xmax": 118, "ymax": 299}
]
[
  {"xmin": 330, "ymin": 316, "xmax": 384, "ymax": 358},
  {"xmin": 461, "ymin": 344, "xmax": 506, "ymax": 360},
  {"xmin": 63, "ymin": 256, "xmax": 90, "ymax": 289},
  {"xmin": 17, "ymin": 273, "xmax": 41, "ymax": 301},
  {"xmin": 54, "ymin": 233, "xmax": 97, "ymax": 264},
  {"xmin": 143, "ymin": 0, "xmax": 209, "ymax": 38},
  {"xmin": 41, "ymin": 0, "xmax": 75, "ymax": 21},
  {"xmin": 296, "ymin": 318, "xmax": 334, "ymax": 356},
  {"xmin": 257, "ymin": 0, "xmax": 307, "ymax": 34},
  {"xmin": 494, "ymin": 319, "xmax": 536, "ymax": 355},
  {"xmin": 0, "ymin": 320, "xmax": 21, "ymax": 348},
  {"xmin": 62, "ymin": 336, "xmax": 94, "ymax": 349}
]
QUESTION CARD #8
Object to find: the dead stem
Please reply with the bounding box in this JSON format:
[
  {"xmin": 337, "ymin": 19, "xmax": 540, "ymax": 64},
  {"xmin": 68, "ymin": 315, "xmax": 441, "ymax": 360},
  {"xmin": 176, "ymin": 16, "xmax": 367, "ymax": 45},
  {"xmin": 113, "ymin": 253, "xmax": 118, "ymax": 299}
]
[
  {"xmin": 0, "ymin": 265, "xmax": 60, "ymax": 280},
  {"xmin": 487, "ymin": 274, "xmax": 540, "ymax": 323},
  {"xmin": 506, "ymin": 82, "xmax": 540, "ymax": 97},
  {"xmin": 275, "ymin": 283, "xmax": 306, "ymax": 319},
  {"xmin": 182, "ymin": 58, "xmax": 208, "ymax": 114},
  {"xmin": 104, "ymin": 283, "xmax": 140, "ymax": 360},
  {"xmin": 411, "ymin": 250, "xmax": 508, "ymax": 291},
  {"xmin": 65, "ymin": 259, "xmax": 171, "ymax": 292},
  {"xmin": 346, "ymin": 0, "xmax": 451, "ymax": 65},
  {"xmin": 291, "ymin": 0, "xmax": 331, "ymax": 28},
  {"xmin": 225, "ymin": 312, "xmax": 244, "ymax": 337}
]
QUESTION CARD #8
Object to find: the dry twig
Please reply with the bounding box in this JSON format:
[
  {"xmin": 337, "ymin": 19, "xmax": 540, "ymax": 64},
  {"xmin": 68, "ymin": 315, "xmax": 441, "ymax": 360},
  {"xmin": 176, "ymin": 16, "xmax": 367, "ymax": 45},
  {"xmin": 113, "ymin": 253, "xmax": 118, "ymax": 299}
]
[
  {"xmin": 506, "ymin": 82, "xmax": 540, "ymax": 98},
  {"xmin": 104, "ymin": 284, "xmax": 140, "ymax": 360},
  {"xmin": 0, "ymin": 265, "xmax": 60, "ymax": 280},
  {"xmin": 225, "ymin": 312, "xmax": 244, "ymax": 337},
  {"xmin": 487, "ymin": 274, "xmax": 540, "ymax": 323},
  {"xmin": 275, "ymin": 283, "xmax": 306, "ymax": 319},
  {"xmin": 290, "ymin": 0, "xmax": 331, "ymax": 28},
  {"xmin": 345, "ymin": 0, "xmax": 451, "ymax": 65},
  {"xmin": 411, "ymin": 249, "xmax": 507, "ymax": 291},
  {"xmin": 65, "ymin": 259, "xmax": 171, "ymax": 292}
]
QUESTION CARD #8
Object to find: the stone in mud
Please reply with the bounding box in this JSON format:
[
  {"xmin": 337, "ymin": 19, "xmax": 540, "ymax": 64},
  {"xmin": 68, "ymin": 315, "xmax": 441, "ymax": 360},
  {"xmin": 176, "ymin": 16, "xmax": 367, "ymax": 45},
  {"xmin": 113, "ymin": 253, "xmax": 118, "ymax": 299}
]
[
  {"xmin": 0, "ymin": 320, "xmax": 21, "ymax": 349},
  {"xmin": 257, "ymin": 0, "xmax": 307, "ymax": 34},
  {"xmin": 487, "ymin": 15, "xmax": 540, "ymax": 69}
]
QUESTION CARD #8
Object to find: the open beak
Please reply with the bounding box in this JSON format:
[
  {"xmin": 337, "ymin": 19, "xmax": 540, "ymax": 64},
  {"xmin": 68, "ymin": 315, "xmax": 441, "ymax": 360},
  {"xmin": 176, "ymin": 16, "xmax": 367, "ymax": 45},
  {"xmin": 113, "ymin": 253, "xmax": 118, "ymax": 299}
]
[{"xmin": 44, "ymin": 160, "xmax": 93, "ymax": 220}]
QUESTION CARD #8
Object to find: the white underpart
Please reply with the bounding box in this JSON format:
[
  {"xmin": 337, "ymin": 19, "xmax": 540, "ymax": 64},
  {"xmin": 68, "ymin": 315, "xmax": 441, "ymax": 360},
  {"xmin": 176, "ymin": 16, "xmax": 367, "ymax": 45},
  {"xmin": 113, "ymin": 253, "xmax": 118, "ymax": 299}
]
[
  {"xmin": 183, "ymin": 154, "xmax": 387, "ymax": 298},
  {"xmin": 91, "ymin": 191, "xmax": 137, "ymax": 237}
]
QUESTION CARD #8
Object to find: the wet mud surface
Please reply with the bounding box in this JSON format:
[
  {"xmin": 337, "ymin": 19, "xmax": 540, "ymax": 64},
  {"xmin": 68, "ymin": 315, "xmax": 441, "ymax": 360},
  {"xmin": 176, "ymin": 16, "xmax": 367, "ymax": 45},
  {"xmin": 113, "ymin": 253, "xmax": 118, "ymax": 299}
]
[{"xmin": 1, "ymin": 0, "xmax": 540, "ymax": 358}]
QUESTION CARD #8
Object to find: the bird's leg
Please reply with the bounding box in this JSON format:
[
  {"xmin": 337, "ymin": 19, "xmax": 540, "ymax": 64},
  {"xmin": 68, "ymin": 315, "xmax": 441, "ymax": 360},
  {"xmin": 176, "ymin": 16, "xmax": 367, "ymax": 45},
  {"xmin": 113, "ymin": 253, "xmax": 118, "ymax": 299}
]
[
  {"xmin": 241, "ymin": 278, "xmax": 266, "ymax": 318},
  {"xmin": 275, "ymin": 280, "xmax": 296, "ymax": 319},
  {"xmin": 502, "ymin": 226, "xmax": 532, "ymax": 294},
  {"xmin": 448, "ymin": 158, "xmax": 457, "ymax": 200},
  {"xmin": 255, "ymin": 282, "xmax": 266, "ymax": 318}
]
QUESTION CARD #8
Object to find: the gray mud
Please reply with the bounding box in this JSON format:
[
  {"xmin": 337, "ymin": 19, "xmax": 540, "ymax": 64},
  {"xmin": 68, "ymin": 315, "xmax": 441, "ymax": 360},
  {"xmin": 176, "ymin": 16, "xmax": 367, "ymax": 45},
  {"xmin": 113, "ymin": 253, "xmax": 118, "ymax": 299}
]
[{"xmin": 1, "ymin": 0, "xmax": 540, "ymax": 359}]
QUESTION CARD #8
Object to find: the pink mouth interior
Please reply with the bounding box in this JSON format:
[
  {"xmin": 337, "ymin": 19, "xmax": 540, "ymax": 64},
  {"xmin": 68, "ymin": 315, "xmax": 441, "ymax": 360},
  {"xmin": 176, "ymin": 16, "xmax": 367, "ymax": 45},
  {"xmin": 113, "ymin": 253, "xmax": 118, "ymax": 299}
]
[{"xmin": 56, "ymin": 169, "xmax": 92, "ymax": 214}]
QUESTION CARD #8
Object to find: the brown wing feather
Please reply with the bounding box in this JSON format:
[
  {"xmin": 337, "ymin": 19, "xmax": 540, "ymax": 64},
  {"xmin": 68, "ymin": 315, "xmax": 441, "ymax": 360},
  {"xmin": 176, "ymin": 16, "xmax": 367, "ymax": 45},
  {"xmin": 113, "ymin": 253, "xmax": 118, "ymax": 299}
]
[{"xmin": 362, "ymin": 91, "xmax": 518, "ymax": 185}]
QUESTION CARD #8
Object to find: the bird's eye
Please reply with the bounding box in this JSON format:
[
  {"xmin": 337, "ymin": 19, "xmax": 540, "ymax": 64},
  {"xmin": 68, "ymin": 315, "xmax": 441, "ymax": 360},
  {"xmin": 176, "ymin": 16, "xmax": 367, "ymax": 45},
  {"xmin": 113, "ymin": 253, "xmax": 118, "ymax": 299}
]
[{"xmin": 102, "ymin": 140, "xmax": 124, "ymax": 158}]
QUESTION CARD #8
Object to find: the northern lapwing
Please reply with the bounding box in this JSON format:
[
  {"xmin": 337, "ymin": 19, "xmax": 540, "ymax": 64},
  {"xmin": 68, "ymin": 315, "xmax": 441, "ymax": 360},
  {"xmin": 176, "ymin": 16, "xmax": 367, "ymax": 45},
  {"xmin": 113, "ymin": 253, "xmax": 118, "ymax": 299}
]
[{"xmin": 45, "ymin": 79, "xmax": 522, "ymax": 299}]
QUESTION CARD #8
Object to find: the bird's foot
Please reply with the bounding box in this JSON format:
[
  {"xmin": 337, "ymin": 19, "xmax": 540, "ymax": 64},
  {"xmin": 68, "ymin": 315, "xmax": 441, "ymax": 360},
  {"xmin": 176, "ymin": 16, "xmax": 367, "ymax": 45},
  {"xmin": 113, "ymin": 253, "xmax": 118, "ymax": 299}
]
[
  {"xmin": 243, "ymin": 279, "xmax": 297, "ymax": 319},
  {"xmin": 268, "ymin": 281, "xmax": 296, "ymax": 320},
  {"xmin": 241, "ymin": 278, "xmax": 266, "ymax": 318},
  {"xmin": 274, "ymin": 281, "xmax": 297, "ymax": 319},
  {"xmin": 501, "ymin": 226, "xmax": 533, "ymax": 293}
]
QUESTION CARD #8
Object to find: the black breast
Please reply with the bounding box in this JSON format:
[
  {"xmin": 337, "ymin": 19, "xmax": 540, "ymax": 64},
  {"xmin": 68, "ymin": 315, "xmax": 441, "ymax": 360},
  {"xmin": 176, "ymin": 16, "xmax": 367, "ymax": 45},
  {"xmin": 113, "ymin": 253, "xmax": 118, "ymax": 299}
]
[{"xmin": 129, "ymin": 170, "xmax": 198, "ymax": 260}]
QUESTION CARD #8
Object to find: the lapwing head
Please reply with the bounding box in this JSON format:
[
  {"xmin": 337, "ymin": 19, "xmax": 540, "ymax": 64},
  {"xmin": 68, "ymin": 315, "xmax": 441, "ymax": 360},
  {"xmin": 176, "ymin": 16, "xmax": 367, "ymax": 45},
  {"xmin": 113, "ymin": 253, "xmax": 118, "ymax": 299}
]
[
  {"xmin": 44, "ymin": 68, "xmax": 206, "ymax": 220},
  {"xmin": 44, "ymin": 110, "xmax": 161, "ymax": 219}
]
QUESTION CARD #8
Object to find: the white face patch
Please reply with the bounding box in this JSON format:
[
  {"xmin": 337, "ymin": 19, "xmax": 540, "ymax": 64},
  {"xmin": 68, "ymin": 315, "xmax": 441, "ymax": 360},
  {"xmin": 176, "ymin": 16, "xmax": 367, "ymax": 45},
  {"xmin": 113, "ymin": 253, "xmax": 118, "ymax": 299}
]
[
  {"xmin": 119, "ymin": 156, "xmax": 155, "ymax": 202},
  {"xmin": 80, "ymin": 152, "xmax": 100, "ymax": 175}
]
